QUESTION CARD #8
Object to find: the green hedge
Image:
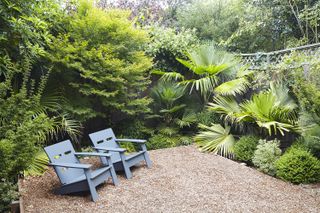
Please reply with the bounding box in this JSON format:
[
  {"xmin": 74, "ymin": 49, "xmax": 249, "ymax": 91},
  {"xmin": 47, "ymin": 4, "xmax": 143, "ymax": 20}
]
[
  {"xmin": 234, "ymin": 135, "xmax": 260, "ymax": 163},
  {"xmin": 276, "ymin": 147, "xmax": 320, "ymax": 184}
]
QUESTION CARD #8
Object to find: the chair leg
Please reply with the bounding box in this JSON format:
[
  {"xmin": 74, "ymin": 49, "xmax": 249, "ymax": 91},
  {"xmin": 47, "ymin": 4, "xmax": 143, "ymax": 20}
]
[
  {"xmin": 120, "ymin": 153, "xmax": 133, "ymax": 179},
  {"xmin": 123, "ymin": 163, "xmax": 133, "ymax": 179},
  {"xmin": 141, "ymin": 144, "xmax": 152, "ymax": 168},
  {"xmin": 144, "ymin": 152, "xmax": 152, "ymax": 168},
  {"xmin": 84, "ymin": 170, "xmax": 99, "ymax": 202},
  {"xmin": 106, "ymin": 157, "xmax": 119, "ymax": 186}
]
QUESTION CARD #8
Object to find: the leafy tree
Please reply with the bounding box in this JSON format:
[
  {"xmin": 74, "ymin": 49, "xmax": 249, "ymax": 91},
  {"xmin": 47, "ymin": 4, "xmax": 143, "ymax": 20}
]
[
  {"xmin": 145, "ymin": 26, "xmax": 200, "ymax": 72},
  {"xmin": 47, "ymin": 1, "xmax": 153, "ymax": 128},
  {"xmin": 177, "ymin": 0, "xmax": 243, "ymax": 42}
]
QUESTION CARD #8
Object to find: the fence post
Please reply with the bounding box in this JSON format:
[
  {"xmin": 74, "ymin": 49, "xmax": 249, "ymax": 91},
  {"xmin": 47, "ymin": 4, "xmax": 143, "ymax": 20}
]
[{"xmin": 302, "ymin": 63, "xmax": 310, "ymax": 79}]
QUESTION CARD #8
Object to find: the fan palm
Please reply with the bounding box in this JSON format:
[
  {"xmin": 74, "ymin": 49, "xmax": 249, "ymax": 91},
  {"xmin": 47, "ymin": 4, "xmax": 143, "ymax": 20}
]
[
  {"xmin": 214, "ymin": 77, "xmax": 250, "ymax": 96},
  {"xmin": 150, "ymin": 81, "xmax": 186, "ymax": 124},
  {"xmin": 176, "ymin": 44, "xmax": 238, "ymax": 101},
  {"xmin": 24, "ymin": 150, "xmax": 48, "ymax": 176},
  {"xmin": 194, "ymin": 123, "xmax": 235, "ymax": 158},
  {"xmin": 209, "ymin": 83, "xmax": 298, "ymax": 135}
]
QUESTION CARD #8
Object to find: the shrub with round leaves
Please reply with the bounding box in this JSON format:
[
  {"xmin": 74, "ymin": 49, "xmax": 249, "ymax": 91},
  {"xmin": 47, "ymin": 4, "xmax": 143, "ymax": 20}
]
[
  {"xmin": 252, "ymin": 139, "xmax": 282, "ymax": 176},
  {"xmin": 234, "ymin": 135, "xmax": 260, "ymax": 163},
  {"xmin": 275, "ymin": 147, "xmax": 320, "ymax": 184}
]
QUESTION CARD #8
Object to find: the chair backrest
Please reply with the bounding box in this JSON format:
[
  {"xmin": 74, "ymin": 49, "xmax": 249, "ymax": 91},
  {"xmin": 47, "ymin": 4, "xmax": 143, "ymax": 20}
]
[
  {"xmin": 44, "ymin": 140, "xmax": 84, "ymax": 185},
  {"xmin": 89, "ymin": 128, "xmax": 120, "ymax": 163}
]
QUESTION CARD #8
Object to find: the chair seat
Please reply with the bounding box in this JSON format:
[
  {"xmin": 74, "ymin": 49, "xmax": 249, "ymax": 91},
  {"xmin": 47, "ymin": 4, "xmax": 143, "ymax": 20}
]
[
  {"xmin": 112, "ymin": 151, "xmax": 145, "ymax": 163},
  {"xmin": 68, "ymin": 165, "xmax": 112, "ymax": 185}
]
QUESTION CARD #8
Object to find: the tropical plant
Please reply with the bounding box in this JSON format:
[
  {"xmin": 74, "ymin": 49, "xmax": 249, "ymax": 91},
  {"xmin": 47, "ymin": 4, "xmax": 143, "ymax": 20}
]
[
  {"xmin": 194, "ymin": 123, "xmax": 235, "ymax": 158},
  {"xmin": 276, "ymin": 146, "xmax": 320, "ymax": 184},
  {"xmin": 24, "ymin": 150, "xmax": 49, "ymax": 177},
  {"xmin": 298, "ymin": 112, "xmax": 320, "ymax": 158},
  {"xmin": 252, "ymin": 139, "xmax": 282, "ymax": 176},
  {"xmin": 214, "ymin": 77, "xmax": 250, "ymax": 96},
  {"xmin": 234, "ymin": 135, "xmax": 260, "ymax": 163},
  {"xmin": 175, "ymin": 44, "xmax": 238, "ymax": 102},
  {"xmin": 209, "ymin": 83, "xmax": 298, "ymax": 136},
  {"xmin": 150, "ymin": 81, "xmax": 186, "ymax": 124}
]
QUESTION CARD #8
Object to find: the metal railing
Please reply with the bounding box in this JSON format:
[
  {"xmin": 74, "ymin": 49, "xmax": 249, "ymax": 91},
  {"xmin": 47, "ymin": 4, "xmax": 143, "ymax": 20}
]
[{"xmin": 240, "ymin": 43, "xmax": 320, "ymax": 70}]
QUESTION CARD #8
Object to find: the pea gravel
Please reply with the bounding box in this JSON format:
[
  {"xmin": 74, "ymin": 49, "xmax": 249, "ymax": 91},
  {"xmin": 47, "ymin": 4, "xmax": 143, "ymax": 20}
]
[{"xmin": 21, "ymin": 145, "xmax": 320, "ymax": 213}]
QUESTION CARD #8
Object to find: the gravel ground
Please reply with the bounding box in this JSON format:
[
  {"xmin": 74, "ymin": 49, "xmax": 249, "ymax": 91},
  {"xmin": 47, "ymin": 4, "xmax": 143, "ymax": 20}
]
[{"xmin": 21, "ymin": 145, "xmax": 320, "ymax": 213}]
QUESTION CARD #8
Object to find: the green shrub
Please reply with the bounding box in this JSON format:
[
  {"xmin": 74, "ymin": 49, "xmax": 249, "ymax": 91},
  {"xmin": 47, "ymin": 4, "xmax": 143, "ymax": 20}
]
[
  {"xmin": 234, "ymin": 135, "xmax": 260, "ymax": 163},
  {"xmin": 196, "ymin": 110, "xmax": 221, "ymax": 126},
  {"xmin": 252, "ymin": 139, "xmax": 282, "ymax": 176},
  {"xmin": 48, "ymin": 2, "xmax": 153, "ymax": 123},
  {"xmin": 178, "ymin": 136, "xmax": 193, "ymax": 146},
  {"xmin": 147, "ymin": 134, "xmax": 180, "ymax": 150},
  {"xmin": 0, "ymin": 179, "xmax": 18, "ymax": 213},
  {"xmin": 145, "ymin": 26, "xmax": 200, "ymax": 72},
  {"xmin": 276, "ymin": 147, "xmax": 320, "ymax": 184}
]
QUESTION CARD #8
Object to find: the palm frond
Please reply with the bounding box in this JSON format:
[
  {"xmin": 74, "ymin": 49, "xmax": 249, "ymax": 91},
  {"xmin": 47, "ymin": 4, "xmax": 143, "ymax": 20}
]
[
  {"xmin": 240, "ymin": 85, "xmax": 298, "ymax": 135},
  {"xmin": 151, "ymin": 70, "xmax": 185, "ymax": 82},
  {"xmin": 208, "ymin": 96, "xmax": 241, "ymax": 124},
  {"xmin": 159, "ymin": 104, "xmax": 186, "ymax": 114},
  {"xmin": 175, "ymin": 112, "xmax": 197, "ymax": 128},
  {"xmin": 194, "ymin": 123, "xmax": 235, "ymax": 158},
  {"xmin": 158, "ymin": 126, "xmax": 179, "ymax": 136},
  {"xmin": 24, "ymin": 150, "xmax": 49, "ymax": 176},
  {"xmin": 181, "ymin": 76, "xmax": 217, "ymax": 97},
  {"xmin": 214, "ymin": 77, "xmax": 250, "ymax": 96}
]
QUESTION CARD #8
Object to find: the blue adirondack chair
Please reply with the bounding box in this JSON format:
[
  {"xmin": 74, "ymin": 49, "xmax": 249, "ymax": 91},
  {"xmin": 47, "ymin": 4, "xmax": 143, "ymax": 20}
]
[
  {"xmin": 89, "ymin": 128, "xmax": 152, "ymax": 179},
  {"xmin": 44, "ymin": 140, "xmax": 119, "ymax": 202}
]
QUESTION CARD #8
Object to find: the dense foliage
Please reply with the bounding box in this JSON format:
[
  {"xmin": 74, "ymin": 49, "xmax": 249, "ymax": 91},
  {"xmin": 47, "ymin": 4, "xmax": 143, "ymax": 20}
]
[
  {"xmin": 234, "ymin": 135, "xmax": 260, "ymax": 163},
  {"xmin": 48, "ymin": 3, "xmax": 153, "ymax": 127},
  {"xmin": 252, "ymin": 139, "xmax": 282, "ymax": 176},
  {"xmin": 276, "ymin": 147, "xmax": 320, "ymax": 184}
]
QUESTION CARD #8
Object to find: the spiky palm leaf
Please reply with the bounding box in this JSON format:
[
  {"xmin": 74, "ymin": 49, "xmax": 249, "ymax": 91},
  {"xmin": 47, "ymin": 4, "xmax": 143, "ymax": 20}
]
[
  {"xmin": 181, "ymin": 76, "xmax": 218, "ymax": 97},
  {"xmin": 24, "ymin": 150, "xmax": 48, "ymax": 176},
  {"xmin": 240, "ymin": 85, "xmax": 297, "ymax": 135},
  {"xmin": 208, "ymin": 96, "xmax": 242, "ymax": 124},
  {"xmin": 175, "ymin": 112, "xmax": 197, "ymax": 128},
  {"xmin": 194, "ymin": 123, "xmax": 235, "ymax": 158},
  {"xmin": 177, "ymin": 44, "xmax": 237, "ymax": 100},
  {"xmin": 209, "ymin": 83, "xmax": 298, "ymax": 135},
  {"xmin": 151, "ymin": 70, "xmax": 185, "ymax": 82},
  {"xmin": 214, "ymin": 77, "xmax": 250, "ymax": 96},
  {"xmin": 151, "ymin": 81, "xmax": 186, "ymax": 109},
  {"xmin": 159, "ymin": 126, "xmax": 179, "ymax": 136}
]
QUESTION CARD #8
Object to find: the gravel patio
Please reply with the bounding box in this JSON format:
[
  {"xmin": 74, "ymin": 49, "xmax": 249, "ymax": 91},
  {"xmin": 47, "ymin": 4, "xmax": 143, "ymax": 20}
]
[{"xmin": 21, "ymin": 145, "xmax": 320, "ymax": 213}]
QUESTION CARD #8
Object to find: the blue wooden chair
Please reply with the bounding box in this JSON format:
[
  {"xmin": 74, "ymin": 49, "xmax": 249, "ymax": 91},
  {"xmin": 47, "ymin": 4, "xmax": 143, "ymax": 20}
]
[
  {"xmin": 89, "ymin": 128, "xmax": 152, "ymax": 179},
  {"xmin": 44, "ymin": 140, "xmax": 119, "ymax": 202}
]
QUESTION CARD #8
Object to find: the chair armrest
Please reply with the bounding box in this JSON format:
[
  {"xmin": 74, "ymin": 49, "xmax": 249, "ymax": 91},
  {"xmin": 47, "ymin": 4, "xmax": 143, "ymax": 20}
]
[
  {"xmin": 115, "ymin": 139, "xmax": 146, "ymax": 144},
  {"xmin": 49, "ymin": 162, "xmax": 92, "ymax": 169},
  {"xmin": 74, "ymin": 152, "xmax": 112, "ymax": 158},
  {"xmin": 93, "ymin": 147, "xmax": 126, "ymax": 153}
]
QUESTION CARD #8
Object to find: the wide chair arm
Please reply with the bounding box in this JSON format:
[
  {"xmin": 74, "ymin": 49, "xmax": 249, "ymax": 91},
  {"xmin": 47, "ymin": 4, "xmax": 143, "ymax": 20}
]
[
  {"xmin": 93, "ymin": 147, "xmax": 126, "ymax": 153},
  {"xmin": 49, "ymin": 162, "xmax": 92, "ymax": 169},
  {"xmin": 115, "ymin": 139, "xmax": 146, "ymax": 144},
  {"xmin": 75, "ymin": 152, "xmax": 112, "ymax": 158}
]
